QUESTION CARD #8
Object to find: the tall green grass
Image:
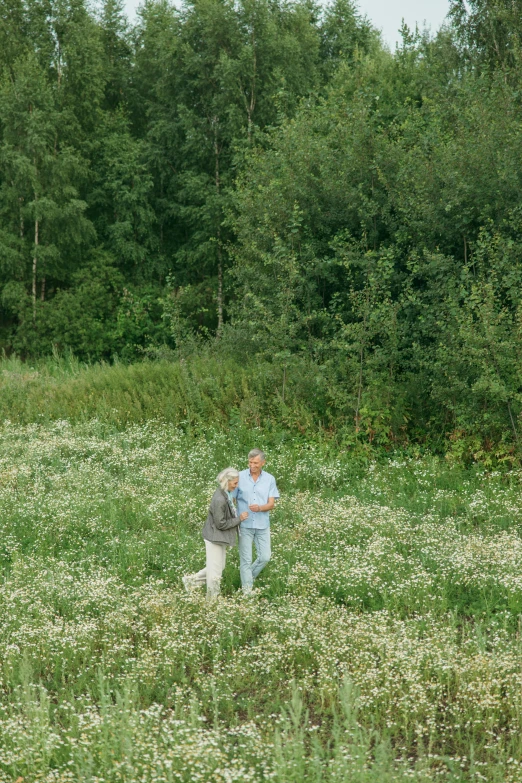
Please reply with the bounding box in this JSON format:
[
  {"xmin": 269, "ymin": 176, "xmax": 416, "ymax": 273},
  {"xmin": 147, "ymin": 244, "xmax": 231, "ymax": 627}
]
[
  {"xmin": 1, "ymin": 359, "xmax": 522, "ymax": 781},
  {"xmin": 0, "ymin": 420, "xmax": 520, "ymax": 781},
  {"xmin": 0, "ymin": 353, "xmax": 332, "ymax": 432}
]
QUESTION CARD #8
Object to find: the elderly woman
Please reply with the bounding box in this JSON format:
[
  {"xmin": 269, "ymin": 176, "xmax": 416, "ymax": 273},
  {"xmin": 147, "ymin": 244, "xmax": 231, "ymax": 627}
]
[{"xmin": 182, "ymin": 467, "xmax": 248, "ymax": 597}]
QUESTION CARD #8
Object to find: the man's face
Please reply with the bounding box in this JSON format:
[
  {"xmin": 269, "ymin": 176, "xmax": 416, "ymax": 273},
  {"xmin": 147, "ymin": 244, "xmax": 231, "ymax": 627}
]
[{"xmin": 248, "ymin": 455, "xmax": 265, "ymax": 474}]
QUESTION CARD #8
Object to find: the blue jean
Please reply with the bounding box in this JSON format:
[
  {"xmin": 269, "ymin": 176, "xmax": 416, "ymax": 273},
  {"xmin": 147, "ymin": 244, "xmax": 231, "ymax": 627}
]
[{"xmin": 239, "ymin": 527, "xmax": 271, "ymax": 589}]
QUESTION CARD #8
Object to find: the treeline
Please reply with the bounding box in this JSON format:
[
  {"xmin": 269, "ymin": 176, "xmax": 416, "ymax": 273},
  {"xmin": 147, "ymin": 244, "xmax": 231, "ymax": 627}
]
[
  {"xmin": 2, "ymin": 0, "xmax": 522, "ymax": 458},
  {"xmin": 0, "ymin": 0, "xmax": 374, "ymax": 357}
]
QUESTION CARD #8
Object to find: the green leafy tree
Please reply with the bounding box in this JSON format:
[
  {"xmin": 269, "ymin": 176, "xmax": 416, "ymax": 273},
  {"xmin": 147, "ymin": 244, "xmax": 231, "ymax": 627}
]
[
  {"xmin": 89, "ymin": 109, "xmax": 157, "ymax": 279},
  {"xmin": 320, "ymin": 0, "xmax": 378, "ymax": 80},
  {"xmin": 99, "ymin": 0, "xmax": 132, "ymax": 111},
  {"xmin": 0, "ymin": 54, "xmax": 94, "ymax": 331},
  {"xmin": 136, "ymin": 0, "xmax": 325, "ymax": 334},
  {"xmin": 449, "ymin": 0, "xmax": 522, "ymax": 71}
]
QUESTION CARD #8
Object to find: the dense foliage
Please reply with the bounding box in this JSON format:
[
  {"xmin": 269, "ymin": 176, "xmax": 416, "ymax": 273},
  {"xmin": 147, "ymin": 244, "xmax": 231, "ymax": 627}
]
[
  {"xmin": 0, "ymin": 0, "xmax": 374, "ymax": 352},
  {"xmin": 2, "ymin": 0, "xmax": 522, "ymax": 456}
]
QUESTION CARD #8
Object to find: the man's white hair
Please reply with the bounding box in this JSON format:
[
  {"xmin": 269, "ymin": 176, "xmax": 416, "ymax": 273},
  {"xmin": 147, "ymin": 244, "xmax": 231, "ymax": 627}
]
[
  {"xmin": 217, "ymin": 467, "xmax": 239, "ymax": 491},
  {"xmin": 248, "ymin": 448, "xmax": 266, "ymax": 461}
]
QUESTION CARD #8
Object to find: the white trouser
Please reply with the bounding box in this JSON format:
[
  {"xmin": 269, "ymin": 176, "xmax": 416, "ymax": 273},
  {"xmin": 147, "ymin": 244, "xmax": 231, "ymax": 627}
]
[{"xmin": 190, "ymin": 540, "xmax": 227, "ymax": 596}]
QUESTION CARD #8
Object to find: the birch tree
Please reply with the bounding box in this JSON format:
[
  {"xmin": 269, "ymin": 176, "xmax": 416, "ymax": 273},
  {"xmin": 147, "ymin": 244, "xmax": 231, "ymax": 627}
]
[{"xmin": 0, "ymin": 54, "xmax": 93, "ymax": 328}]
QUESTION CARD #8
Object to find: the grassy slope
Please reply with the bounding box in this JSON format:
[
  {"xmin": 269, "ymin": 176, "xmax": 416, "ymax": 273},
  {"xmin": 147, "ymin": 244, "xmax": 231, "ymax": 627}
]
[
  {"xmin": 0, "ymin": 354, "xmax": 328, "ymax": 434},
  {"xmin": 0, "ymin": 360, "xmax": 521, "ymax": 781}
]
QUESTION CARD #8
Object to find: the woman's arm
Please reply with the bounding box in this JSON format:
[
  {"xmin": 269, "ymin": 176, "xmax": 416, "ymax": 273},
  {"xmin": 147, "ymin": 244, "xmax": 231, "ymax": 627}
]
[{"xmin": 212, "ymin": 496, "xmax": 242, "ymax": 531}]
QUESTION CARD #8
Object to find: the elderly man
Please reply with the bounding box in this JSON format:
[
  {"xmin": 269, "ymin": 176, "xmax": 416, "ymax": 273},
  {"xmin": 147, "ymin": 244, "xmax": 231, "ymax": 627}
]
[{"xmin": 235, "ymin": 448, "xmax": 279, "ymax": 593}]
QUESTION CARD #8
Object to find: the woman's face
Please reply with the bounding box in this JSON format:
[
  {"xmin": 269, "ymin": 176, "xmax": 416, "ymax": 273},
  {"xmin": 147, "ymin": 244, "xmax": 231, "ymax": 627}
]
[{"xmin": 227, "ymin": 477, "xmax": 239, "ymax": 491}]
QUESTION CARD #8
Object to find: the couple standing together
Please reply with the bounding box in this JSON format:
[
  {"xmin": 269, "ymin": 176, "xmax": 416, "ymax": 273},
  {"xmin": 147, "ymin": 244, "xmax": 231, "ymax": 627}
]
[{"xmin": 183, "ymin": 449, "xmax": 279, "ymax": 597}]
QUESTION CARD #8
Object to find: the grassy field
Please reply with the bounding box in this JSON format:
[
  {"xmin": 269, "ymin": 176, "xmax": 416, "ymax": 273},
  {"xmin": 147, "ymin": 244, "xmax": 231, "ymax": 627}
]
[{"xmin": 0, "ymin": 408, "xmax": 521, "ymax": 782}]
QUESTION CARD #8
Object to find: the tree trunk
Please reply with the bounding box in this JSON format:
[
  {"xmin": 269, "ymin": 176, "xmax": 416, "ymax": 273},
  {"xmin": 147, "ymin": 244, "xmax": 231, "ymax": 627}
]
[
  {"xmin": 508, "ymin": 399, "xmax": 518, "ymax": 442},
  {"xmin": 355, "ymin": 344, "xmax": 363, "ymax": 435},
  {"xmin": 247, "ymin": 39, "xmax": 256, "ymax": 145},
  {"xmin": 217, "ymin": 243, "xmax": 223, "ymax": 334},
  {"xmin": 355, "ymin": 283, "xmax": 370, "ymax": 436},
  {"xmin": 14, "ymin": 187, "xmax": 24, "ymax": 238},
  {"xmin": 32, "ymin": 215, "xmax": 39, "ymax": 325},
  {"xmin": 215, "ymin": 132, "xmax": 223, "ymax": 335},
  {"xmin": 41, "ymin": 277, "xmax": 46, "ymax": 301}
]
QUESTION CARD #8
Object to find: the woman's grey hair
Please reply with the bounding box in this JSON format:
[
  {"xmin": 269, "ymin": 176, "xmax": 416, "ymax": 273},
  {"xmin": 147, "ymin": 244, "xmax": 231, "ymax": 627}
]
[
  {"xmin": 248, "ymin": 448, "xmax": 266, "ymax": 460},
  {"xmin": 217, "ymin": 467, "xmax": 240, "ymax": 491}
]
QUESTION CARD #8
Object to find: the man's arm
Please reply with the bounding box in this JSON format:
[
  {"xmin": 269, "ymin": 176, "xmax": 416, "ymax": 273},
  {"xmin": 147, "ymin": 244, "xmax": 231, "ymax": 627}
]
[{"xmin": 248, "ymin": 497, "xmax": 276, "ymax": 513}]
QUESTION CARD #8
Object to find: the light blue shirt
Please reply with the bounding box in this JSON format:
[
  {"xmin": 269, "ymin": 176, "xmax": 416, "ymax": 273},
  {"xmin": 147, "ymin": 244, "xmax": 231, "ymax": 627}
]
[{"xmin": 235, "ymin": 469, "xmax": 280, "ymax": 530}]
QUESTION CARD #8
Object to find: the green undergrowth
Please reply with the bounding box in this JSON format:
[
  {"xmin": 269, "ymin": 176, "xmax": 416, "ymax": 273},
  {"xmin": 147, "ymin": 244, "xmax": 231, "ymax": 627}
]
[
  {"xmin": 3, "ymin": 353, "xmax": 521, "ymax": 468},
  {"xmin": 0, "ymin": 417, "xmax": 522, "ymax": 780},
  {"xmin": 0, "ymin": 353, "xmax": 332, "ymax": 434},
  {"xmin": 1, "ymin": 357, "xmax": 522, "ymax": 781}
]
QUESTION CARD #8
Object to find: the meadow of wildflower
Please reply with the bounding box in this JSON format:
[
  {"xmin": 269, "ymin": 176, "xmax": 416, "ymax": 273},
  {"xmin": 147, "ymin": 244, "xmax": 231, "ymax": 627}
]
[{"xmin": 1, "ymin": 362, "xmax": 522, "ymax": 781}]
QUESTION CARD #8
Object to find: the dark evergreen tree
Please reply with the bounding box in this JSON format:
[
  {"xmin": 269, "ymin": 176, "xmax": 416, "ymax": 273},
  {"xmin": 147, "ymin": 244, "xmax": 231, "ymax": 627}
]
[{"xmin": 100, "ymin": 0, "xmax": 132, "ymax": 110}]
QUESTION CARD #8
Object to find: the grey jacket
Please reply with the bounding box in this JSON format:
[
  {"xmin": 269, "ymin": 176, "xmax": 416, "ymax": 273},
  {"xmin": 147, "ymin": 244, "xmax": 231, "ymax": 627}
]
[{"xmin": 202, "ymin": 488, "xmax": 242, "ymax": 546}]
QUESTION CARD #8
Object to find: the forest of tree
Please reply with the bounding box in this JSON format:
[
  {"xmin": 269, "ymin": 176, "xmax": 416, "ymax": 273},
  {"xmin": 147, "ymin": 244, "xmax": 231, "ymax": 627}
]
[{"xmin": 2, "ymin": 0, "xmax": 522, "ymax": 456}]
